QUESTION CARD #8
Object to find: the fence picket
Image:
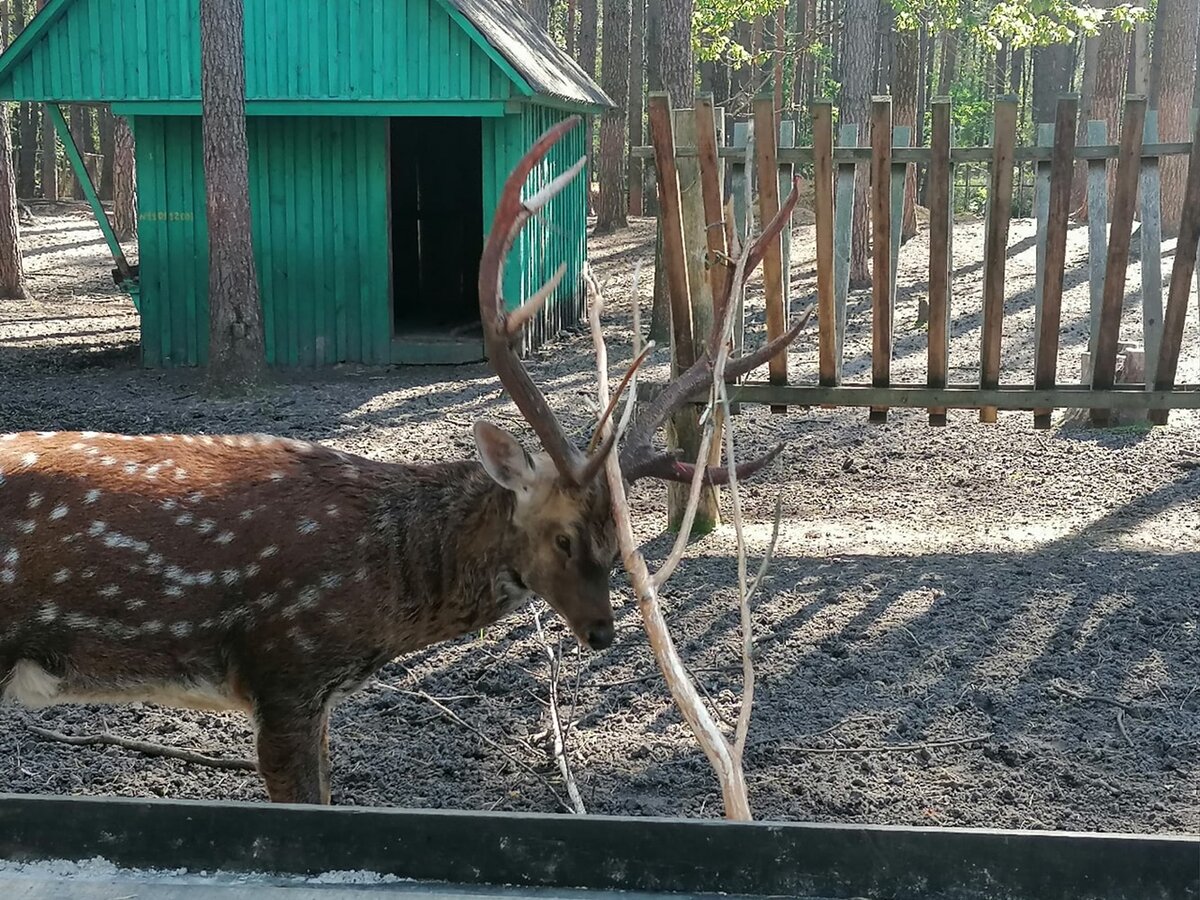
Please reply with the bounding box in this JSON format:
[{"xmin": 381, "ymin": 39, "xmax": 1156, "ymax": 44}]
[
  {"xmin": 1091, "ymin": 96, "xmax": 1147, "ymax": 426},
  {"xmin": 980, "ymin": 97, "xmax": 1018, "ymax": 423},
  {"xmin": 833, "ymin": 123, "xmax": 857, "ymax": 380},
  {"xmin": 870, "ymin": 97, "xmax": 893, "ymax": 423},
  {"xmin": 753, "ymin": 95, "xmax": 788, "ymax": 412},
  {"xmin": 813, "ymin": 100, "xmax": 837, "ymax": 387},
  {"xmin": 1139, "ymin": 110, "xmax": 1164, "ymax": 385},
  {"xmin": 1085, "ymin": 120, "xmax": 1109, "ymax": 360},
  {"xmin": 927, "ymin": 98, "xmax": 952, "ymax": 425}
]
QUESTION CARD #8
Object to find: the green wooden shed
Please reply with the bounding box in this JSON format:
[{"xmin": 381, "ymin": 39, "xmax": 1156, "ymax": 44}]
[{"xmin": 0, "ymin": 0, "xmax": 612, "ymax": 367}]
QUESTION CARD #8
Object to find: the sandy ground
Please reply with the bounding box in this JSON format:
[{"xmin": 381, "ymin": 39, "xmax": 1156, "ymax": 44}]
[{"xmin": 0, "ymin": 199, "xmax": 1198, "ymax": 835}]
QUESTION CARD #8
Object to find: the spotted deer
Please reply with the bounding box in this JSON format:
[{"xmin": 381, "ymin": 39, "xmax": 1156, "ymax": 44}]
[{"xmin": 0, "ymin": 117, "xmax": 802, "ymax": 805}]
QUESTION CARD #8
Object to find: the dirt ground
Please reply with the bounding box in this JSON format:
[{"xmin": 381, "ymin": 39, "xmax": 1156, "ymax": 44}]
[{"xmin": 0, "ymin": 199, "xmax": 1197, "ymax": 835}]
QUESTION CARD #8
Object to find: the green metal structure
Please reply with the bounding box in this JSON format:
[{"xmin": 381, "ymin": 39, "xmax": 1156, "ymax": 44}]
[{"xmin": 0, "ymin": 0, "xmax": 612, "ymax": 367}]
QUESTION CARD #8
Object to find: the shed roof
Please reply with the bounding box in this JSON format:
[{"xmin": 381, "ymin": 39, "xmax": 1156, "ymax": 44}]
[
  {"xmin": 0, "ymin": 0, "xmax": 613, "ymax": 111},
  {"xmin": 447, "ymin": 0, "xmax": 612, "ymax": 108}
]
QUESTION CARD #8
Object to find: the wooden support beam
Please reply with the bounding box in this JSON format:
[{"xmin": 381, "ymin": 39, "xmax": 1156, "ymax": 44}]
[
  {"xmin": 695, "ymin": 97, "xmax": 729, "ymax": 323},
  {"xmin": 753, "ymin": 94, "xmax": 788, "ymax": 412},
  {"xmin": 1149, "ymin": 109, "xmax": 1200, "ymax": 424},
  {"xmin": 869, "ymin": 96, "xmax": 892, "ymax": 423},
  {"xmin": 832, "ymin": 123, "xmax": 857, "ymax": 383},
  {"xmin": 926, "ymin": 97, "xmax": 952, "ymax": 426},
  {"xmin": 1139, "ymin": 110, "xmax": 1164, "ymax": 384},
  {"xmin": 979, "ymin": 96, "xmax": 1018, "ymax": 423},
  {"xmin": 1033, "ymin": 97, "xmax": 1078, "ymax": 429},
  {"xmin": 1091, "ymin": 95, "xmax": 1147, "ymax": 426},
  {"xmin": 812, "ymin": 100, "xmax": 837, "ymax": 387}
]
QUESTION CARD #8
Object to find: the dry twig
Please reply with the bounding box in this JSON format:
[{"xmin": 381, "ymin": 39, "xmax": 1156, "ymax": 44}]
[
  {"xmin": 532, "ymin": 607, "xmax": 587, "ymax": 814},
  {"xmin": 776, "ymin": 735, "xmax": 991, "ymax": 755},
  {"xmin": 373, "ymin": 681, "xmax": 572, "ymax": 814},
  {"xmin": 25, "ymin": 725, "xmax": 256, "ymax": 771}
]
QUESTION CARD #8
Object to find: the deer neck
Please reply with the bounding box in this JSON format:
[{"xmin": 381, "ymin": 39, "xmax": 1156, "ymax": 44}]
[{"xmin": 381, "ymin": 461, "xmax": 533, "ymax": 652}]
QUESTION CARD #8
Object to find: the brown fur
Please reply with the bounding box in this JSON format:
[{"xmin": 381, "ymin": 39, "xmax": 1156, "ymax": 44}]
[{"xmin": 0, "ymin": 429, "xmax": 617, "ymax": 804}]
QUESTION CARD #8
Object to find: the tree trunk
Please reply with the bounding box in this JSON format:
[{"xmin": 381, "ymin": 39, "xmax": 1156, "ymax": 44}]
[
  {"xmin": 937, "ymin": 29, "xmax": 959, "ymax": 95},
  {"xmin": 68, "ymin": 104, "xmax": 92, "ymax": 199},
  {"xmin": 0, "ymin": 2, "xmax": 28, "ymax": 299},
  {"xmin": 13, "ymin": 0, "xmax": 35, "ymax": 198},
  {"xmin": 37, "ymin": 0, "xmax": 56, "ymax": 201},
  {"xmin": 661, "ymin": 0, "xmax": 694, "ymax": 106},
  {"xmin": 577, "ymin": 0, "xmax": 598, "ymax": 215},
  {"xmin": 201, "ymin": 0, "xmax": 265, "ymax": 390},
  {"xmin": 840, "ymin": 0, "xmax": 876, "ymax": 287},
  {"xmin": 1071, "ymin": 30, "xmax": 1101, "ymax": 213},
  {"xmin": 98, "ymin": 105, "xmax": 115, "ymax": 201},
  {"xmin": 1032, "ymin": 43, "xmax": 1073, "ymax": 125},
  {"xmin": 113, "ymin": 115, "xmax": 136, "ymax": 242},
  {"xmin": 627, "ymin": 0, "xmax": 645, "ymax": 216},
  {"xmin": 524, "ymin": 0, "xmax": 551, "ymax": 30},
  {"xmin": 1149, "ymin": 0, "xmax": 1200, "ymax": 235},
  {"xmin": 566, "ymin": 0, "xmax": 577, "ymax": 54},
  {"xmin": 1092, "ymin": 0, "xmax": 1132, "ymax": 204},
  {"xmin": 596, "ymin": 0, "xmax": 631, "ymax": 232},
  {"xmin": 894, "ymin": 28, "xmax": 919, "ymax": 241}
]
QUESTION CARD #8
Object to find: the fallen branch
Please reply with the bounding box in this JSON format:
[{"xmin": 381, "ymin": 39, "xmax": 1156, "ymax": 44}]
[
  {"xmin": 1116, "ymin": 709, "xmax": 1134, "ymax": 748},
  {"xmin": 532, "ymin": 607, "xmax": 587, "ymax": 814},
  {"xmin": 374, "ymin": 681, "xmax": 572, "ymax": 814},
  {"xmin": 775, "ymin": 735, "xmax": 992, "ymax": 755},
  {"xmin": 25, "ymin": 725, "xmax": 256, "ymax": 771},
  {"xmin": 1049, "ymin": 680, "xmax": 1145, "ymax": 713}
]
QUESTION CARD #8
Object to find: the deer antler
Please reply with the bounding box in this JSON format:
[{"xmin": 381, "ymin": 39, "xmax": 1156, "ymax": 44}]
[
  {"xmin": 478, "ymin": 115, "xmax": 617, "ymax": 486},
  {"xmin": 618, "ymin": 177, "xmax": 807, "ymax": 485}
]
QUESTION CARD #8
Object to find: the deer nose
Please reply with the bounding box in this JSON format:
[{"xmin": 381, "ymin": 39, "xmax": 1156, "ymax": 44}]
[{"xmin": 585, "ymin": 621, "xmax": 614, "ymax": 651}]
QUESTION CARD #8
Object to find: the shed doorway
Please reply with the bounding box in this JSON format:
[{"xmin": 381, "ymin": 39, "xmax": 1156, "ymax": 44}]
[{"xmin": 390, "ymin": 117, "xmax": 485, "ymax": 363}]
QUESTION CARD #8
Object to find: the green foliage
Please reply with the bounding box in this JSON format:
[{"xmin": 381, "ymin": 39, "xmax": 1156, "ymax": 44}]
[
  {"xmin": 889, "ymin": 0, "xmax": 1152, "ymax": 48},
  {"xmin": 693, "ymin": 0, "xmax": 787, "ymax": 63}
]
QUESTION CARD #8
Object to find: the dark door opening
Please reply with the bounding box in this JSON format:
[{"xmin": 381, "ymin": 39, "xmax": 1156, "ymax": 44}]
[{"xmin": 390, "ymin": 117, "xmax": 484, "ymax": 339}]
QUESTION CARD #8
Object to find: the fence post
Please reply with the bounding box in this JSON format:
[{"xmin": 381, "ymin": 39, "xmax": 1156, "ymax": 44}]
[
  {"xmin": 812, "ymin": 100, "xmax": 837, "ymax": 387},
  {"xmin": 1139, "ymin": 109, "xmax": 1164, "ymax": 386},
  {"xmin": 1034, "ymin": 97, "xmax": 1079, "ymax": 429},
  {"xmin": 1084, "ymin": 120, "xmax": 1109, "ymax": 362},
  {"xmin": 1091, "ymin": 95, "xmax": 1147, "ymax": 427},
  {"xmin": 869, "ymin": 96, "xmax": 893, "ymax": 424},
  {"xmin": 833, "ymin": 123, "xmax": 857, "ymax": 382},
  {"xmin": 979, "ymin": 95, "xmax": 1018, "ymax": 424},
  {"xmin": 927, "ymin": 97, "xmax": 953, "ymax": 426},
  {"xmin": 728, "ymin": 120, "xmax": 750, "ymax": 363},
  {"xmin": 753, "ymin": 94, "xmax": 789, "ymax": 413}
]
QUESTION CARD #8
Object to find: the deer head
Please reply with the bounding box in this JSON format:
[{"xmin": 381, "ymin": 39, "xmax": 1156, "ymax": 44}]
[{"xmin": 474, "ymin": 117, "xmax": 805, "ymax": 652}]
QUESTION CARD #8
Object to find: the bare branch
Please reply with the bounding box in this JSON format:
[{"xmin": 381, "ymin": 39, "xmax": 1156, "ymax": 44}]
[
  {"xmin": 26, "ymin": 725, "xmax": 256, "ymax": 771},
  {"xmin": 533, "ymin": 608, "xmax": 587, "ymax": 814}
]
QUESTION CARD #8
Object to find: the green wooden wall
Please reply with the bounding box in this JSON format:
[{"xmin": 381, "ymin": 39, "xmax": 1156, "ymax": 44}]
[
  {"xmin": 136, "ymin": 115, "xmax": 391, "ymax": 368},
  {"xmin": 1, "ymin": 0, "xmax": 513, "ymax": 103},
  {"xmin": 483, "ymin": 105, "xmax": 588, "ymax": 354}
]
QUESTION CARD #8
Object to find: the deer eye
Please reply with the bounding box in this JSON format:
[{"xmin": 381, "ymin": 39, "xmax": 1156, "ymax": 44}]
[{"xmin": 555, "ymin": 534, "xmax": 572, "ymax": 557}]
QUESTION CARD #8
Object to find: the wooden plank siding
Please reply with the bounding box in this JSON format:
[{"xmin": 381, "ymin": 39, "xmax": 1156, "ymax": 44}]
[
  {"xmin": 0, "ymin": 0, "xmax": 512, "ymax": 103},
  {"xmin": 134, "ymin": 116, "xmax": 391, "ymax": 368}
]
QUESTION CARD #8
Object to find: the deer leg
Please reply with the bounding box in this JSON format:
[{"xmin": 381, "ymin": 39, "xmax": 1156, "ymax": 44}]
[{"xmin": 253, "ymin": 706, "xmax": 331, "ymax": 805}]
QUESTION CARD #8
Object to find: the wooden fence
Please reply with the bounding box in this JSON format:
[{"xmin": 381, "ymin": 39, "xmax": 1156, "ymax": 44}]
[{"xmin": 633, "ymin": 92, "xmax": 1200, "ymax": 427}]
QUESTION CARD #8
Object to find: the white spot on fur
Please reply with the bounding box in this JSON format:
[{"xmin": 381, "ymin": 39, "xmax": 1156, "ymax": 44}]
[
  {"xmin": 0, "ymin": 569, "xmax": 15, "ymax": 585},
  {"xmin": 141, "ymin": 620, "xmax": 164, "ymax": 634},
  {"xmin": 99, "ymin": 456, "xmax": 116, "ymax": 467},
  {"xmin": 220, "ymin": 569, "xmax": 239, "ymax": 586},
  {"xmin": 3, "ymin": 660, "xmax": 62, "ymax": 706},
  {"xmin": 36, "ymin": 603, "xmax": 59, "ymax": 623},
  {"xmin": 298, "ymin": 518, "xmax": 319, "ymax": 535},
  {"xmin": 17, "ymin": 520, "xmax": 35, "ymax": 535},
  {"xmin": 37, "ymin": 431, "xmax": 56, "ymax": 439},
  {"xmin": 102, "ymin": 532, "xmax": 150, "ymax": 554},
  {"xmin": 20, "ymin": 452, "xmax": 37, "ymax": 468},
  {"xmin": 123, "ymin": 462, "xmax": 139, "ymax": 475},
  {"xmin": 26, "ymin": 492, "xmax": 43, "ymax": 508},
  {"xmin": 119, "ymin": 435, "xmax": 133, "ymax": 442},
  {"xmin": 4, "ymin": 548, "xmax": 17, "ymax": 566},
  {"xmin": 81, "ymin": 431, "xmax": 99, "ymax": 439},
  {"xmin": 269, "ymin": 472, "xmax": 285, "ymax": 482},
  {"xmin": 165, "ymin": 586, "xmax": 184, "ymax": 598},
  {"xmin": 254, "ymin": 593, "xmax": 278, "ymax": 610},
  {"xmin": 49, "ymin": 503, "xmax": 68, "ymax": 520},
  {"xmin": 215, "ymin": 531, "xmax": 235, "ymax": 545},
  {"xmin": 243, "ymin": 562, "xmax": 261, "ymax": 578},
  {"xmin": 325, "ymin": 504, "xmax": 340, "ymax": 518},
  {"xmin": 320, "ymin": 574, "xmax": 343, "ymax": 590},
  {"xmin": 99, "ymin": 584, "xmax": 121, "ymax": 598},
  {"xmin": 259, "ymin": 545, "xmax": 278, "ymax": 558},
  {"xmin": 186, "ymin": 492, "xmax": 204, "ymax": 505},
  {"xmin": 126, "ymin": 598, "xmax": 146, "ymax": 610},
  {"xmin": 84, "ymin": 489, "xmax": 101, "ymax": 504},
  {"xmin": 175, "ymin": 513, "xmax": 194, "ymax": 526},
  {"xmin": 355, "ymin": 566, "xmax": 369, "ymax": 582},
  {"xmin": 170, "ymin": 622, "xmax": 193, "ymax": 638},
  {"xmin": 139, "ymin": 435, "xmax": 155, "ymax": 442},
  {"xmin": 196, "ymin": 519, "xmax": 216, "ymax": 535},
  {"xmin": 52, "ymin": 568, "xmax": 70, "ymax": 584},
  {"xmin": 88, "ymin": 521, "xmax": 107, "ymax": 536},
  {"xmin": 174, "ymin": 469, "xmax": 188, "ymax": 481},
  {"xmin": 161, "ymin": 499, "xmax": 177, "ymax": 511}
]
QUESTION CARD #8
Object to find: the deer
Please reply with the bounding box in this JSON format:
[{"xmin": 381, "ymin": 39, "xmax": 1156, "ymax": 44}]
[{"xmin": 0, "ymin": 117, "xmax": 803, "ymax": 806}]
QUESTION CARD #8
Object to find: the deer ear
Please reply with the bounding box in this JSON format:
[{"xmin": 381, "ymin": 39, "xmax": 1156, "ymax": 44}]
[{"xmin": 474, "ymin": 421, "xmax": 537, "ymax": 493}]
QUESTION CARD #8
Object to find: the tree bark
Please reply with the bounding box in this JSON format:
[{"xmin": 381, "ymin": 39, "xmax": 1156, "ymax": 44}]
[
  {"xmin": 113, "ymin": 115, "xmax": 136, "ymax": 242},
  {"xmin": 577, "ymin": 0, "xmax": 598, "ymax": 214},
  {"xmin": 0, "ymin": 2, "xmax": 28, "ymax": 299},
  {"xmin": 1071, "ymin": 29, "xmax": 1101, "ymax": 213},
  {"xmin": 1032, "ymin": 43, "xmax": 1073, "ymax": 125},
  {"xmin": 1149, "ymin": 0, "xmax": 1200, "ymax": 235},
  {"xmin": 595, "ymin": 0, "xmax": 631, "ymax": 232},
  {"xmin": 98, "ymin": 105, "xmax": 115, "ymax": 201},
  {"xmin": 68, "ymin": 105, "xmax": 92, "ymax": 199},
  {"xmin": 1092, "ymin": 0, "xmax": 1132, "ymax": 204},
  {"xmin": 201, "ymin": 0, "xmax": 265, "ymax": 390},
  {"xmin": 566, "ymin": 0, "xmax": 577, "ymax": 54},
  {"xmin": 13, "ymin": 0, "xmax": 36, "ymax": 198},
  {"xmin": 894, "ymin": 28, "xmax": 919, "ymax": 241},
  {"xmin": 840, "ymin": 0, "xmax": 876, "ymax": 286},
  {"xmin": 37, "ymin": 0, "xmax": 56, "ymax": 201},
  {"xmin": 627, "ymin": 0, "xmax": 645, "ymax": 216},
  {"xmin": 661, "ymin": 0, "xmax": 694, "ymax": 106},
  {"xmin": 936, "ymin": 29, "xmax": 959, "ymax": 95}
]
